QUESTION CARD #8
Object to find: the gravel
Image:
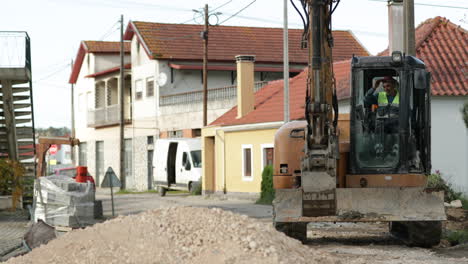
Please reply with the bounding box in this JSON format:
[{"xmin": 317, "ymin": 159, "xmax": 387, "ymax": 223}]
[{"xmin": 6, "ymin": 207, "xmax": 339, "ymax": 264}]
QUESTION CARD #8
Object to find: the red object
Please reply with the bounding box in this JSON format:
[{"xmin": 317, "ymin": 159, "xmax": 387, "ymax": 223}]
[
  {"xmin": 75, "ymin": 166, "xmax": 88, "ymax": 183},
  {"xmin": 49, "ymin": 144, "xmax": 58, "ymax": 155},
  {"xmin": 75, "ymin": 166, "xmax": 96, "ymax": 190}
]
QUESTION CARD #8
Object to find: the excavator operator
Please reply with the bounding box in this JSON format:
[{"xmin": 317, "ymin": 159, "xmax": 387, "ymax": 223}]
[
  {"xmin": 365, "ymin": 76, "xmax": 400, "ymax": 133},
  {"xmin": 364, "ymin": 76, "xmax": 400, "ymax": 157}
]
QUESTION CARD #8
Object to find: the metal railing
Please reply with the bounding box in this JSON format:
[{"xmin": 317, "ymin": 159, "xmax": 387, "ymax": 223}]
[
  {"xmin": 159, "ymin": 81, "xmax": 269, "ymax": 106},
  {"xmin": 0, "ymin": 31, "xmax": 31, "ymax": 71},
  {"xmin": 87, "ymin": 104, "xmax": 131, "ymax": 127}
]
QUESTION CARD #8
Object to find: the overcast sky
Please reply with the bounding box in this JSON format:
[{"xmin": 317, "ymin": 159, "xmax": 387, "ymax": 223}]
[{"xmin": 0, "ymin": 0, "xmax": 466, "ymax": 128}]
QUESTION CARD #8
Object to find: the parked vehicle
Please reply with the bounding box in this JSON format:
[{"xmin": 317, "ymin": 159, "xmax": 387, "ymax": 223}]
[{"xmin": 153, "ymin": 138, "xmax": 202, "ymax": 196}]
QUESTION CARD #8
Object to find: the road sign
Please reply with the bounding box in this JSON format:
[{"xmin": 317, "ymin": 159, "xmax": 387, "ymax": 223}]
[
  {"xmin": 101, "ymin": 167, "xmax": 121, "ymax": 188},
  {"xmin": 101, "ymin": 166, "xmax": 121, "ymax": 217},
  {"xmin": 49, "ymin": 144, "xmax": 58, "ymax": 155}
]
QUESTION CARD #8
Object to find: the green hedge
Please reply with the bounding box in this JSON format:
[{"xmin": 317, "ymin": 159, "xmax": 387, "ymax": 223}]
[{"xmin": 256, "ymin": 165, "xmax": 275, "ymax": 205}]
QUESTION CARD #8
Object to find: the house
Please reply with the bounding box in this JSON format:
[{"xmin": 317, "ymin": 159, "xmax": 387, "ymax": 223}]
[
  {"xmin": 69, "ymin": 41, "xmax": 132, "ymax": 187},
  {"xmin": 71, "ymin": 22, "xmax": 369, "ymax": 190},
  {"xmin": 203, "ymin": 16, "xmax": 468, "ymax": 196}
]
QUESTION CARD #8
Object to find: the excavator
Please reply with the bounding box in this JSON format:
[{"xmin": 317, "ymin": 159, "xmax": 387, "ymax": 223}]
[{"xmin": 272, "ymin": 0, "xmax": 445, "ymax": 247}]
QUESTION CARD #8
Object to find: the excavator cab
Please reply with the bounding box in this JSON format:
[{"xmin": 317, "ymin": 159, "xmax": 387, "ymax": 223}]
[{"xmin": 350, "ymin": 52, "xmax": 431, "ymax": 176}]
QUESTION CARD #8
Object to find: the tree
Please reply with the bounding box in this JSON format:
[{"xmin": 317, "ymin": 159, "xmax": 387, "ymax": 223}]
[{"xmin": 462, "ymin": 101, "xmax": 468, "ymax": 129}]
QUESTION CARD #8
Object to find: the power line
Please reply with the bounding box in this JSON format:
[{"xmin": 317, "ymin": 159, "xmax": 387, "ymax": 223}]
[
  {"xmin": 212, "ymin": 0, "xmax": 234, "ymax": 12},
  {"xmin": 99, "ymin": 20, "xmax": 120, "ymax": 40},
  {"xmin": 368, "ymin": 0, "xmax": 467, "ymax": 10},
  {"xmin": 218, "ymin": 0, "xmax": 257, "ymax": 25},
  {"xmin": 34, "ymin": 63, "xmax": 71, "ymax": 83}
]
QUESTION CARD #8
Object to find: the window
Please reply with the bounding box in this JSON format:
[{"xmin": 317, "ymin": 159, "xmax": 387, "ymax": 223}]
[
  {"xmin": 190, "ymin": 150, "xmax": 202, "ymax": 168},
  {"xmin": 353, "ymin": 69, "xmax": 400, "ymax": 169},
  {"xmin": 192, "ymin": 129, "xmax": 201, "ymax": 137},
  {"xmin": 168, "ymin": 130, "xmax": 183, "ymax": 138},
  {"xmin": 135, "ymin": 79, "xmax": 143, "ymax": 100},
  {"xmin": 147, "ymin": 136, "xmax": 154, "ymax": 145},
  {"xmin": 124, "ymin": 139, "xmax": 133, "ymax": 179},
  {"xmin": 95, "ymin": 141, "xmax": 104, "ymax": 186},
  {"xmin": 242, "ymin": 144, "xmax": 253, "ymax": 181},
  {"xmin": 146, "ymin": 77, "xmax": 154, "ymax": 97},
  {"xmin": 261, "ymin": 144, "xmax": 274, "ymax": 169},
  {"xmin": 79, "ymin": 142, "xmax": 87, "ymax": 166}
]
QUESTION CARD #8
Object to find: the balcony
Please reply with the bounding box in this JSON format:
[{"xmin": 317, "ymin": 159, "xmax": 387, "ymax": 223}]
[
  {"xmin": 87, "ymin": 105, "xmax": 131, "ymax": 128},
  {"xmin": 159, "ymin": 81, "xmax": 268, "ymax": 106},
  {"xmin": 0, "ymin": 31, "xmax": 31, "ymax": 80}
]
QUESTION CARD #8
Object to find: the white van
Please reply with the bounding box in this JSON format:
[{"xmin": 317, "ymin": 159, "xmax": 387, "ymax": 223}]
[{"xmin": 152, "ymin": 138, "xmax": 202, "ymax": 196}]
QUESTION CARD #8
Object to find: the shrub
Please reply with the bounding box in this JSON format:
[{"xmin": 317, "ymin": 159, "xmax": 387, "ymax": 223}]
[
  {"xmin": 256, "ymin": 165, "xmax": 275, "ymax": 205},
  {"xmin": 427, "ymin": 170, "xmax": 463, "ymax": 202},
  {"xmin": 0, "ymin": 159, "xmax": 25, "ymax": 210},
  {"xmin": 190, "ymin": 182, "xmax": 202, "ymax": 195},
  {"xmin": 445, "ymin": 230, "xmax": 468, "ymax": 246}
]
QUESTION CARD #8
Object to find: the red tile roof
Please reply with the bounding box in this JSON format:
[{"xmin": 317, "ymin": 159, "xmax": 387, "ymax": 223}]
[
  {"xmin": 212, "ymin": 17, "xmax": 467, "ymax": 126},
  {"xmin": 379, "ymin": 17, "xmax": 467, "ymax": 96},
  {"xmin": 69, "ymin": 41, "xmax": 131, "ymax": 84},
  {"xmin": 124, "ymin": 21, "xmax": 369, "ymax": 63}
]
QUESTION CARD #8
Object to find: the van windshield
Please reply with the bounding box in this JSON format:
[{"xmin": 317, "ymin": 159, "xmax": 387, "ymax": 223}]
[{"xmin": 190, "ymin": 150, "xmax": 202, "ymax": 168}]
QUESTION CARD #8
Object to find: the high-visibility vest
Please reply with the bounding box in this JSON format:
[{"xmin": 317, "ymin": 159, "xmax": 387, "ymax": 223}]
[{"xmin": 377, "ymin": 91, "xmax": 400, "ymax": 107}]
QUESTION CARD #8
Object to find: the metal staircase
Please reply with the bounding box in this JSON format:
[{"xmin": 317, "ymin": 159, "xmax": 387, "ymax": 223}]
[{"xmin": 0, "ymin": 31, "xmax": 36, "ymax": 207}]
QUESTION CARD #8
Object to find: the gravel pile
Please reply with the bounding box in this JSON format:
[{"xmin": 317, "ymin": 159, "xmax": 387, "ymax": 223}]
[{"xmin": 7, "ymin": 207, "xmax": 338, "ymax": 264}]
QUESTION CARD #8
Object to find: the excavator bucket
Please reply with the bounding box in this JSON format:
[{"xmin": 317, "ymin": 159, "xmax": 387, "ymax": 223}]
[{"xmin": 274, "ymin": 187, "xmax": 446, "ymax": 222}]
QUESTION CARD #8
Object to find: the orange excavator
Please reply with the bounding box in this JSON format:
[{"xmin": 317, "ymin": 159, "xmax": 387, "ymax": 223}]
[{"xmin": 272, "ymin": 0, "xmax": 445, "ymax": 247}]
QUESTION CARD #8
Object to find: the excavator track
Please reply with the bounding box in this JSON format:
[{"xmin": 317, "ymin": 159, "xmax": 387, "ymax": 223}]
[{"xmin": 389, "ymin": 221, "xmax": 442, "ymax": 248}]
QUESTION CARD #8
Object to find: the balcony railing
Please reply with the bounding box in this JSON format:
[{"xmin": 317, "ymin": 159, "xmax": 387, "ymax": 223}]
[
  {"xmin": 159, "ymin": 81, "xmax": 268, "ymax": 106},
  {"xmin": 0, "ymin": 31, "xmax": 31, "ymax": 71},
  {"xmin": 87, "ymin": 104, "xmax": 131, "ymax": 128}
]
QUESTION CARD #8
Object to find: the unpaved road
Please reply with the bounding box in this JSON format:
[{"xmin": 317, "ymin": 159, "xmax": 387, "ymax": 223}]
[{"xmin": 97, "ymin": 189, "xmax": 468, "ymax": 263}]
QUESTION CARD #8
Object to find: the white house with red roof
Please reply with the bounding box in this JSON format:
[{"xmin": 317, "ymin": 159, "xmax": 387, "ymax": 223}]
[{"xmin": 70, "ymin": 22, "xmax": 369, "ymax": 190}]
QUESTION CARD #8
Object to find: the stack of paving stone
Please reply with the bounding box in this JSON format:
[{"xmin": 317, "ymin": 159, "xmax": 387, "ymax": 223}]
[{"xmin": 33, "ymin": 176, "xmax": 95, "ymax": 227}]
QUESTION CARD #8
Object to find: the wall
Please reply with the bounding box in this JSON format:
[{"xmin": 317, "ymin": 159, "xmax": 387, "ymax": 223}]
[
  {"xmin": 431, "ymin": 96, "xmax": 468, "ymax": 193},
  {"xmin": 94, "ymin": 53, "xmax": 131, "ymax": 73},
  {"xmin": 202, "ymin": 125, "xmax": 278, "ymax": 195}
]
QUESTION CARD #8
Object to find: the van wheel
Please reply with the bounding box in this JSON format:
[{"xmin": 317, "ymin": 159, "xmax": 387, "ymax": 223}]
[
  {"xmin": 188, "ymin": 182, "xmax": 193, "ymax": 192},
  {"xmin": 158, "ymin": 186, "xmax": 166, "ymax": 197}
]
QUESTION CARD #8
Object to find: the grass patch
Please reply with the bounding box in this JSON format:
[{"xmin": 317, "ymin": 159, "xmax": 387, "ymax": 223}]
[
  {"xmin": 427, "ymin": 171, "xmax": 463, "ymax": 202},
  {"xmin": 190, "ymin": 183, "xmax": 202, "ymax": 195},
  {"xmin": 115, "ymin": 189, "xmax": 158, "ymax": 195},
  {"xmin": 461, "ymin": 197, "xmax": 468, "ymax": 210},
  {"xmin": 167, "ymin": 190, "xmax": 189, "ymax": 194},
  {"xmin": 445, "ymin": 230, "xmax": 468, "ymax": 246},
  {"xmin": 256, "ymin": 165, "xmax": 275, "ymax": 205}
]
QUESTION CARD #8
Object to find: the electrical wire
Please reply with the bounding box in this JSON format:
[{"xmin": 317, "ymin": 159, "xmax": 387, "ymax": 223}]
[
  {"xmin": 34, "ymin": 63, "xmax": 71, "ymax": 83},
  {"xmin": 218, "ymin": 0, "xmax": 257, "ymax": 25},
  {"xmin": 368, "ymin": 0, "xmax": 467, "ymax": 10},
  {"xmin": 99, "ymin": 21, "xmax": 120, "ymax": 41}
]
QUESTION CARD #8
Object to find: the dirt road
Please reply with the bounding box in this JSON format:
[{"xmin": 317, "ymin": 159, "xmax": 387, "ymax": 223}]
[{"xmin": 95, "ymin": 189, "xmax": 467, "ymax": 263}]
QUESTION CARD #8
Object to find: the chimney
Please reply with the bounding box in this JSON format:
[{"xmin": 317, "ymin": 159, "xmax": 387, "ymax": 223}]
[
  {"xmin": 236, "ymin": 55, "xmax": 255, "ymax": 119},
  {"xmin": 388, "ymin": 0, "xmax": 404, "ymax": 55}
]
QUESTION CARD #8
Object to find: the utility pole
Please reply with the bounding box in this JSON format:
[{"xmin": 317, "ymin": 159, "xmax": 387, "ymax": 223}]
[
  {"xmin": 202, "ymin": 4, "xmax": 209, "ymax": 127},
  {"xmin": 71, "ymin": 59, "xmax": 76, "ymax": 165},
  {"xmin": 119, "ymin": 14, "xmax": 126, "ymax": 190},
  {"xmin": 283, "ymin": 0, "xmax": 290, "ymax": 123}
]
